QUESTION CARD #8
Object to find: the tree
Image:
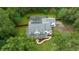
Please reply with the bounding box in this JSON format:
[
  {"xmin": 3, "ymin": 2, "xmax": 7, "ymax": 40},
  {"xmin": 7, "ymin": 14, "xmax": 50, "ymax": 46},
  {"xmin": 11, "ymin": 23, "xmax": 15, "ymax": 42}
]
[
  {"xmin": 67, "ymin": 32, "xmax": 79, "ymax": 51},
  {"xmin": 0, "ymin": 8, "xmax": 16, "ymax": 40},
  {"xmin": 57, "ymin": 8, "xmax": 68, "ymax": 20},
  {"xmin": 6, "ymin": 8, "xmax": 22, "ymax": 25},
  {"xmin": 51, "ymin": 30, "xmax": 72, "ymax": 51},
  {"xmin": 1, "ymin": 34, "xmax": 37, "ymax": 51},
  {"xmin": 73, "ymin": 18, "xmax": 79, "ymax": 31}
]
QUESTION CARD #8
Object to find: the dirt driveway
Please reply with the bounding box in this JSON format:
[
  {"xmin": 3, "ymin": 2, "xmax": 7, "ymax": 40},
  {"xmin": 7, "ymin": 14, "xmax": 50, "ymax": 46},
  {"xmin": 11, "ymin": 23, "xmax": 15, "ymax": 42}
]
[{"xmin": 56, "ymin": 21, "xmax": 74, "ymax": 32}]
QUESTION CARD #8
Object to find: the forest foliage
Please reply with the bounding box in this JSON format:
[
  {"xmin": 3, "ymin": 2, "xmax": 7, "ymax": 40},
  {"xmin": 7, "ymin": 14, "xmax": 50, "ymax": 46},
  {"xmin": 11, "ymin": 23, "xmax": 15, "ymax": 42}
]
[{"xmin": 0, "ymin": 7, "xmax": 79, "ymax": 51}]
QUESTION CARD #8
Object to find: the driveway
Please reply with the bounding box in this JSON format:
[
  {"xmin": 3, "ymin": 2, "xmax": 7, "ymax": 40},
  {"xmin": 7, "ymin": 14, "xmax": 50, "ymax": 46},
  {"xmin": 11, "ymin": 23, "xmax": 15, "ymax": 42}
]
[{"xmin": 56, "ymin": 21, "xmax": 74, "ymax": 32}]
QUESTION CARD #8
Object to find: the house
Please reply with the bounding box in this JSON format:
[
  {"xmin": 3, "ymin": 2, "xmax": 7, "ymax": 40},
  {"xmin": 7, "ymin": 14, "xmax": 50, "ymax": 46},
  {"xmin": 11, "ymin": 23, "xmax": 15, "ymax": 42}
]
[{"xmin": 27, "ymin": 16, "xmax": 56, "ymax": 39}]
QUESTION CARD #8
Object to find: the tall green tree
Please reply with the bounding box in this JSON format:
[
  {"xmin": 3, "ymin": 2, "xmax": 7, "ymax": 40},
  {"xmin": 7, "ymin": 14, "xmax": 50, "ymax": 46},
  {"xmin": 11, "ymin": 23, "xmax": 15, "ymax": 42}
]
[
  {"xmin": 1, "ymin": 34, "xmax": 37, "ymax": 51},
  {"xmin": 73, "ymin": 18, "xmax": 79, "ymax": 31},
  {"xmin": 6, "ymin": 8, "xmax": 22, "ymax": 25},
  {"xmin": 0, "ymin": 8, "xmax": 16, "ymax": 40}
]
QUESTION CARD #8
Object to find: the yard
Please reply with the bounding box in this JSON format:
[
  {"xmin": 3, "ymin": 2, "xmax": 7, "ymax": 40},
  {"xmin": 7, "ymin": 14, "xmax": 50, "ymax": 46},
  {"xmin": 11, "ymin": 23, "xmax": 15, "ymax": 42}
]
[{"xmin": 16, "ymin": 14, "xmax": 75, "ymax": 51}]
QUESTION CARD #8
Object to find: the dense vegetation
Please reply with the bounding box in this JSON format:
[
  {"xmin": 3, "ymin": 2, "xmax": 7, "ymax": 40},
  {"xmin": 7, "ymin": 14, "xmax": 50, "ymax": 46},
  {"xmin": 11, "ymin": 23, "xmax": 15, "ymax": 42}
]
[{"xmin": 0, "ymin": 7, "xmax": 79, "ymax": 51}]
